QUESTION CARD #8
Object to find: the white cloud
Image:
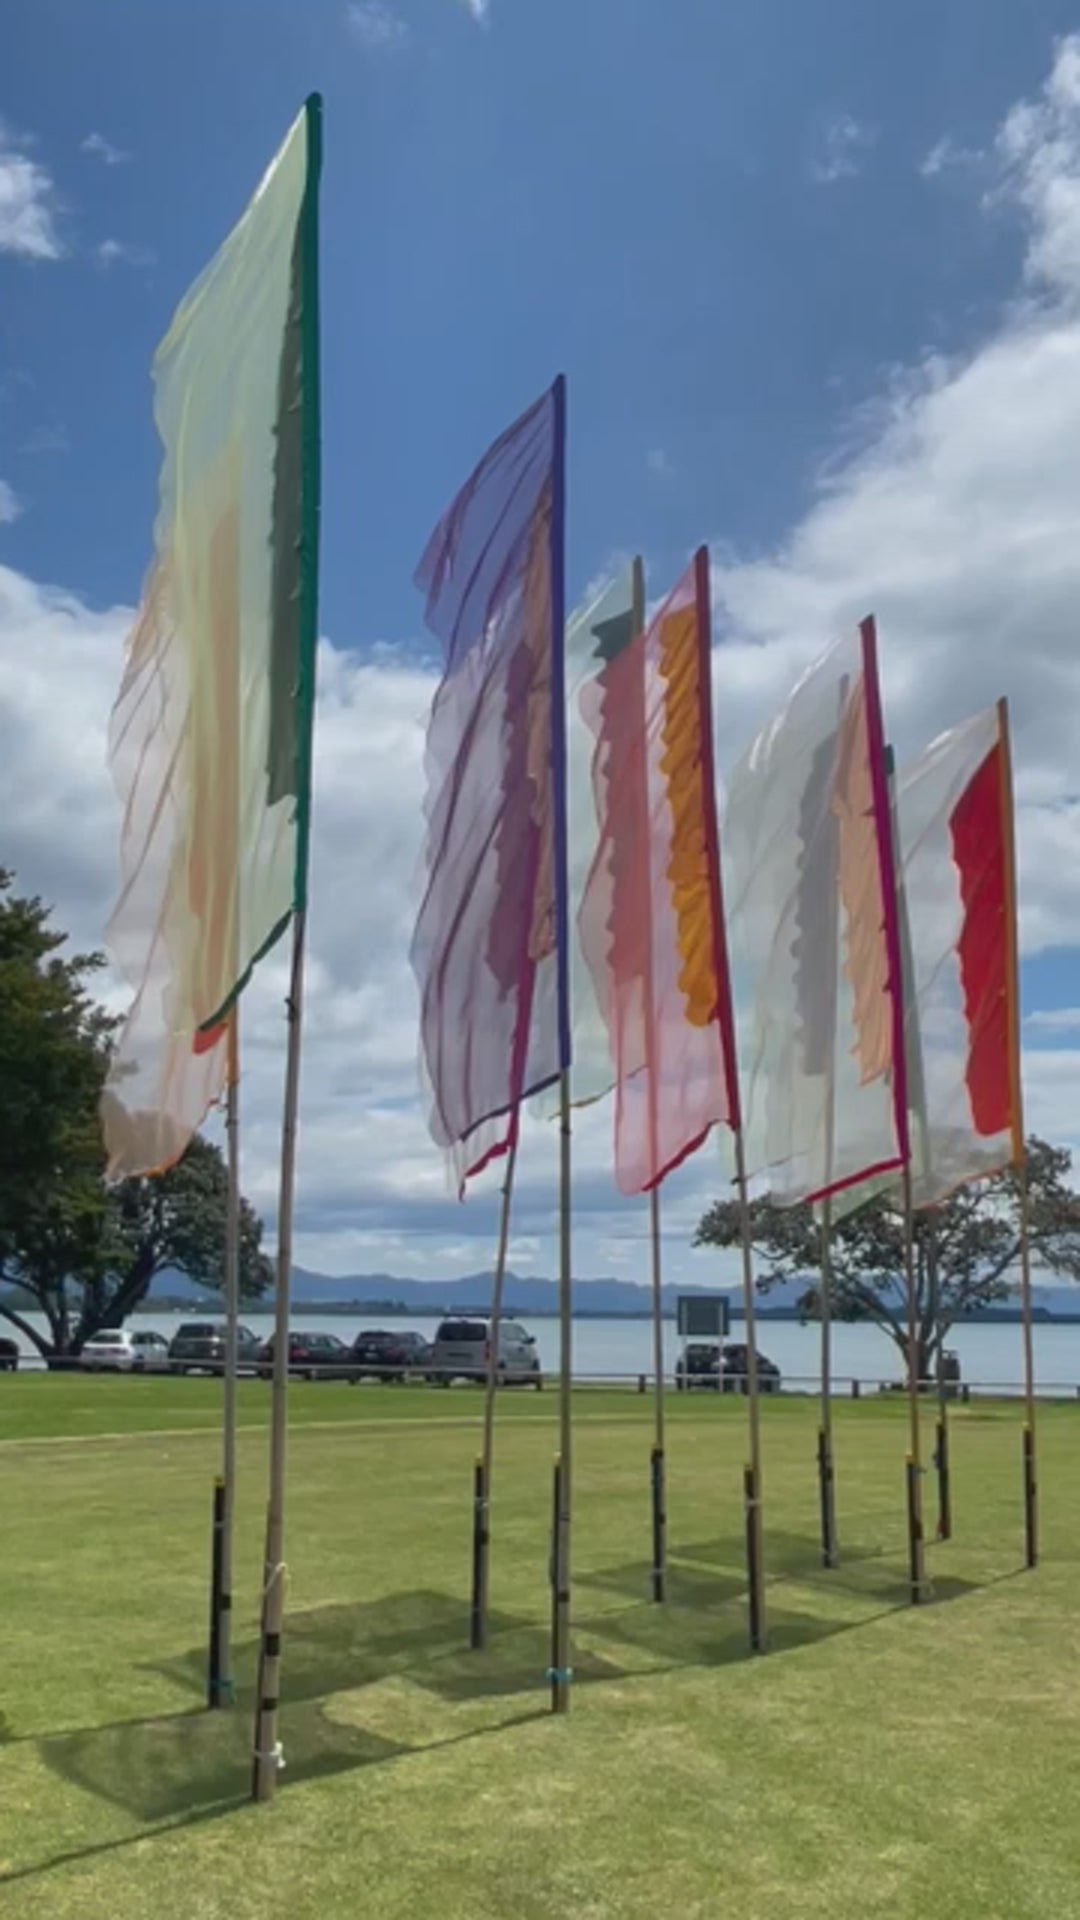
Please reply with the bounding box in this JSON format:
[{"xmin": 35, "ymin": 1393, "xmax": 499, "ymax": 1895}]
[
  {"xmin": 81, "ymin": 132, "xmax": 129, "ymax": 167},
  {"xmin": 810, "ymin": 114, "xmax": 875, "ymax": 185},
  {"xmin": 95, "ymin": 238, "xmax": 154, "ymax": 270},
  {"xmin": 647, "ymin": 448, "xmax": 673, "ymax": 477},
  {"xmin": 920, "ymin": 136, "xmax": 984, "ymax": 179},
  {"xmin": 461, "ymin": 0, "xmax": 491, "ymax": 23},
  {"xmin": 1026, "ymin": 1008, "xmax": 1080, "ymax": 1034},
  {"xmin": 345, "ymin": 1, "xmax": 409, "ymax": 48},
  {"xmin": 995, "ymin": 34, "xmax": 1080, "ymax": 299},
  {"xmin": 0, "ymin": 122, "xmax": 62, "ymax": 260},
  {"xmin": 8, "ymin": 39, "xmax": 1080, "ymax": 1279},
  {"xmin": 0, "ymin": 480, "xmax": 20, "ymax": 524}
]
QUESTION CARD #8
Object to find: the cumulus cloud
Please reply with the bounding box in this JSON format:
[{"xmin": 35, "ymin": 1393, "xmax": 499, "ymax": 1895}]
[
  {"xmin": 461, "ymin": 0, "xmax": 491, "ymax": 23},
  {"xmin": 345, "ymin": 1, "xmax": 409, "ymax": 49},
  {"xmin": 81, "ymin": 132, "xmax": 129, "ymax": 167},
  {"xmin": 95, "ymin": 238, "xmax": 154, "ymax": 270},
  {"xmin": 0, "ymin": 121, "xmax": 62, "ymax": 259},
  {"xmin": 0, "ymin": 480, "xmax": 20, "ymax": 523},
  {"xmin": 920, "ymin": 136, "xmax": 984, "ymax": 179},
  {"xmin": 6, "ymin": 39, "xmax": 1080, "ymax": 1281},
  {"xmin": 810, "ymin": 114, "xmax": 875, "ymax": 185}
]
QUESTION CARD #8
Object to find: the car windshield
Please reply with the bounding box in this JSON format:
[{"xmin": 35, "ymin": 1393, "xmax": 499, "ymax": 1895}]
[
  {"xmin": 176, "ymin": 1325, "xmax": 218, "ymax": 1339},
  {"xmin": 437, "ymin": 1321, "xmax": 486, "ymax": 1342},
  {"xmin": 95, "ymin": 1332, "xmax": 126, "ymax": 1343}
]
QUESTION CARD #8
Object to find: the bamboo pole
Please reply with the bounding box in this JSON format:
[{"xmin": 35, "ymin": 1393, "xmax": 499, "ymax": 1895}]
[
  {"xmin": 997, "ymin": 697, "xmax": 1037, "ymax": 1568},
  {"xmin": 648, "ymin": 1185, "xmax": 667, "ymax": 1602},
  {"xmin": 818, "ymin": 1193, "xmax": 837, "ymax": 1569},
  {"xmin": 902, "ymin": 1163, "xmax": 927, "ymax": 1604},
  {"xmin": 732, "ymin": 1126, "xmax": 766, "ymax": 1651},
  {"xmin": 251, "ymin": 908, "xmax": 308, "ymax": 1802},
  {"xmin": 550, "ymin": 1068, "xmax": 573, "ymax": 1711},
  {"xmin": 472, "ymin": 1132, "xmax": 520, "ymax": 1649},
  {"xmin": 928, "ymin": 1211, "xmax": 952, "ymax": 1542},
  {"xmin": 217, "ymin": 1013, "xmax": 241, "ymax": 1704}
]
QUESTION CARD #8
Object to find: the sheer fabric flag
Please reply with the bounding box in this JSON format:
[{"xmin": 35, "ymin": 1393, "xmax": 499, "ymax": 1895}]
[
  {"xmin": 723, "ymin": 618, "xmax": 907, "ymax": 1205},
  {"xmin": 411, "ymin": 379, "xmax": 568, "ymax": 1189},
  {"xmin": 533, "ymin": 565, "xmax": 636, "ymax": 1119},
  {"xmin": 101, "ymin": 98, "xmax": 321, "ymax": 1180},
  {"xmin": 889, "ymin": 703, "xmax": 1019, "ymax": 1205},
  {"xmin": 578, "ymin": 548, "xmax": 738, "ymax": 1195}
]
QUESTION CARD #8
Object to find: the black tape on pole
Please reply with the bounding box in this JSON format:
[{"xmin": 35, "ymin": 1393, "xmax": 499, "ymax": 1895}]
[
  {"xmin": 207, "ymin": 1478, "xmax": 225, "ymax": 1710},
  {"xmin": 744, "ymin": 1464, "xmax": 764, "ymax": 1652},
  {"xmin": 935, "ymin": 1416, "xmax": 952, "ymax": 1541},
  {"xmin": 1023, "ymin": 1425, "xmax": 1037, "ymax": 1569},
  {"xmin": 906, "ymin": 1456, "xmax": 924, "ymax": 1605},
  {"xmin": 470, "ymin": 1458, "xmax": 487, "ymax": 1651},
  {"xmin": 650, "ymin": 1446, "xmax": 666, "ymax": 1604},
  {"xmin": 549, "ymin": 1456, "xmax": 570, "ymax": 1714},
  {"xmin": 817, "ymin": 1427, "xmax": 837, "ymax": 1569}
]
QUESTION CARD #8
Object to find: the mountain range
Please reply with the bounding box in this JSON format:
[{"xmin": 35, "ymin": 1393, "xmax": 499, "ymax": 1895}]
[{"xmin": 147, "ymin": 1266, "xmax": 1080, "ymax": 1320}]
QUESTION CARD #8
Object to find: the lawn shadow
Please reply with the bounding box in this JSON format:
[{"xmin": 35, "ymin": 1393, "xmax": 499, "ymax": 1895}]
[
  {"xmin": 576, "ymin": 1555, "xmax": 747, "ymax": 1611},
  {"xmin": 143, "ymin": 1587, "xmax": 629, "ymax": 1713},
  {"xmin": 38, "ymin": 1698, "xmax": 406, "ymax": 1824},
  {"xmin": 673, "ymin": 1530, "xmax": 982, "ymax": 1608}
]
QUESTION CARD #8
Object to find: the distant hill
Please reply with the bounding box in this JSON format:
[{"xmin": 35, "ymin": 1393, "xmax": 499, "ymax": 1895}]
[{"xmin": 144, "ymin": 1266, "xmax": 1080, "ymax": 1321}]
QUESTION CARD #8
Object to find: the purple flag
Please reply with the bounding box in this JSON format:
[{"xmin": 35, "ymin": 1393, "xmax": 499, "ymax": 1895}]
[{"xmin": 411, "ymin": 378, "xmax": 569, "ymax": 1190}]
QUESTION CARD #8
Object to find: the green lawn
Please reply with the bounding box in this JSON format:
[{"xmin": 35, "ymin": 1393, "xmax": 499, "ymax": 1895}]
[{"xmin": 2, "ymin": 1378, "xmax": 1079, "ymax": 1918}]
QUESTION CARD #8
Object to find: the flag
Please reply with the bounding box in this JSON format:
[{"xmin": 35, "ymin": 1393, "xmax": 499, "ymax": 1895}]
[
  {"xmin": 411, "ymin": 378, "xmax": 568, "ymax": 1190},
  {"xmin": 888, "ymin": 701, "xmax": 1020, "ymax": 1205},
  {"xmin": 577, "ymin": 548, "xmax": 739, "ymax": 1194},
  {"xmin": 531, "ymin": 563, "xmax": 637, "ymax": 1118},
  {"xmin": 723, "ymin": 618, "xmax": 908, "ymax": 1205},
  {"xmin": 100, "ymin": 99, "xmax": 322, "ymax": 1180}
]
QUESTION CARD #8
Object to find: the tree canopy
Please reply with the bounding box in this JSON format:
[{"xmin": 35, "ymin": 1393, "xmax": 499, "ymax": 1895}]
[
  {"xmin": 0, "ymin": 871, "xmax": 272, "ymax": 1359},
  {"xmin": 695, "ymin": 1138, "xmax": 1080, "ymax": 1375}
]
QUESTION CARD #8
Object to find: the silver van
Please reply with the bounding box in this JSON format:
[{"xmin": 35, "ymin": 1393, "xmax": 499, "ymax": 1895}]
[{"xmin": 430, "ymin": 1316, "xmax": 542, "ymax": 1388}]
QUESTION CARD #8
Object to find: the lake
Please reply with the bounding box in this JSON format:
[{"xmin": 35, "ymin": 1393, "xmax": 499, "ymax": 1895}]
[{"xmin": 6, "ymin": 1309, "xmax": 1080, "ymax": 1394}]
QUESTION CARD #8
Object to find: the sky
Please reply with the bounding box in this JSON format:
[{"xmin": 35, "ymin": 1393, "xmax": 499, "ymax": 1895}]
[{"xmin": 3, "ymin": 1, "xmax": 1080, "ymax": 1290}]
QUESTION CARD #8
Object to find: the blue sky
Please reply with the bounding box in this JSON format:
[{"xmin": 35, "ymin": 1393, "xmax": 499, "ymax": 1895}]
[
  {"xmin": 4, "ymin": 3, "xmax": 1080, "ymax": 1283},
  {"xmin": 2, "ymin": 0, "xmax": 1076, "ymax": 639}
]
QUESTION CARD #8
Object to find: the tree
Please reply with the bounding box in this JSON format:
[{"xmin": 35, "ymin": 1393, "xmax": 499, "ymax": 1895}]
[
  {"xmin": 694, "ymin": 1138, "xmax": 1080, "ymax": 1376},
  {"xmin": 0, "ymin": 871, "xmax": 272, "ymax": 1360}
]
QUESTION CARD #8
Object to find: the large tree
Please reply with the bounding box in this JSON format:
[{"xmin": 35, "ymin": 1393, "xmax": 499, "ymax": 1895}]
[
  {"xmin": 695, "ymin": 1137, "xmax": 1080, "ymax": 1376},
  {"xmin": 0, "ymin": 871, "xmax": 272, "ymax": 1359}
]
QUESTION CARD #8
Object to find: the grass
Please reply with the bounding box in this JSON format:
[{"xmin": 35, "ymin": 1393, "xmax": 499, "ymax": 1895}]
[{"xmin": 2, "ymin": 1377, "xmax": 1080, "ymax": 1918}]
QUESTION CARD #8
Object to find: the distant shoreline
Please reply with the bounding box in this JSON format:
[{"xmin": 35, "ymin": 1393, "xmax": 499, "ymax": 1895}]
[{"xmin": 137, "ymin": 1301, "xmax": 1080, "ymax": 1326}]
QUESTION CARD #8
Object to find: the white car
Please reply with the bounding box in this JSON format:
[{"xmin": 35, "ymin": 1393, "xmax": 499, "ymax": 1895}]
[{"xmin": 80, "ymin": 1329, "xmax": 171, "ymax": 1373}]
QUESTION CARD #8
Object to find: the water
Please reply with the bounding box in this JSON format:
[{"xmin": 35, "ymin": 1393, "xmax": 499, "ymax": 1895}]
[{"xmin": 6, "ymin": 1308, "xmax": 1080, "ymax": 1393}]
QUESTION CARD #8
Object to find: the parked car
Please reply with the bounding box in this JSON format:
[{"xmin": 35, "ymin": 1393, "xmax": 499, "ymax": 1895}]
[
  {"xmin": 0, "ymin": 1337, "xmax": 19, "ymax": 1373},
  {"xmin": 167, "ymin": 1322, "xmax": 262, "ymax": 1376},
  {"xmin": 350, "ymin": 1330, "xmax": 432, "ymax": 1383},
  {"xmin": 256, "ymin": 1331, "xmax": 354, "ymax": 1380},
  {"xmin": 81, "ymin": 1329, "xmax": 172, "ymax": 1373},
  {"xmin": 430, "ymin": 1316, "xmax": 542, "ymax": 1388},
  {"xmin": 675, "ymin": 1342, "xmax": 782, "ymax": 1394}
]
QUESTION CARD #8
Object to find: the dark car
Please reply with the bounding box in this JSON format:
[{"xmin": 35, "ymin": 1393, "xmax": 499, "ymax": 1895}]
[
  {"xmin": 168, "ymin": 1322, "xmax": 262, "ymax": 1375},
  {"xmin": 350, "ymin": 1330, "xmax": 432, "ymax": 1383},
  {"xmin": 675, "ymin": 1342, "xmax": 782, "ymax": 1394},
  {"xmin": 256, "ymin": 1332, "xmax": 353, "ymax": 1381}
]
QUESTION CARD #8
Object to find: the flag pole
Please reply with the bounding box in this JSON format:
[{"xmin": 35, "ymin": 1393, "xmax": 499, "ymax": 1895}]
[
  {"xmin": 648, "ymin": 1185, "xmax": 667, "ymax": 1602},
  {"xmin": 902, "ymin": 1163, "xmax": 927, "ymax": 1604},
  {"xmin": 550, "ymin": 1067, "xmax": 574, "ymax": 1710},
  {"xmin": 214, "ymin": 1012, "xmax": 241, "ymax": 1706},
  {"xmin": 628, "ymin": 551, "xmax": 668, "ymax": 1604},
  {"xmin": 928, "ymin": 1210, "xmax": 951, "ymax": 1540},
  {"xmin": 252, "ymin": 910, "xmax": 308, "ymax": 1801},
  {"xmin": 472, "ymin": 1130, "xmax": 520, "ymax": 1650},
  {"xmin": 732, "ymin": 1126, "xmax": 766, "ymax": 1651},
  {"xmin": 997, "ymin": 696, "xmax": 1037, "ymax": 1567},
  {"xmin": 251, "ymin": 90, "xmax": 322, "ymax": 1805},
  {"xmin": 817, "ymin": 1192, "xmax": 837, "ymax": 1569}
]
